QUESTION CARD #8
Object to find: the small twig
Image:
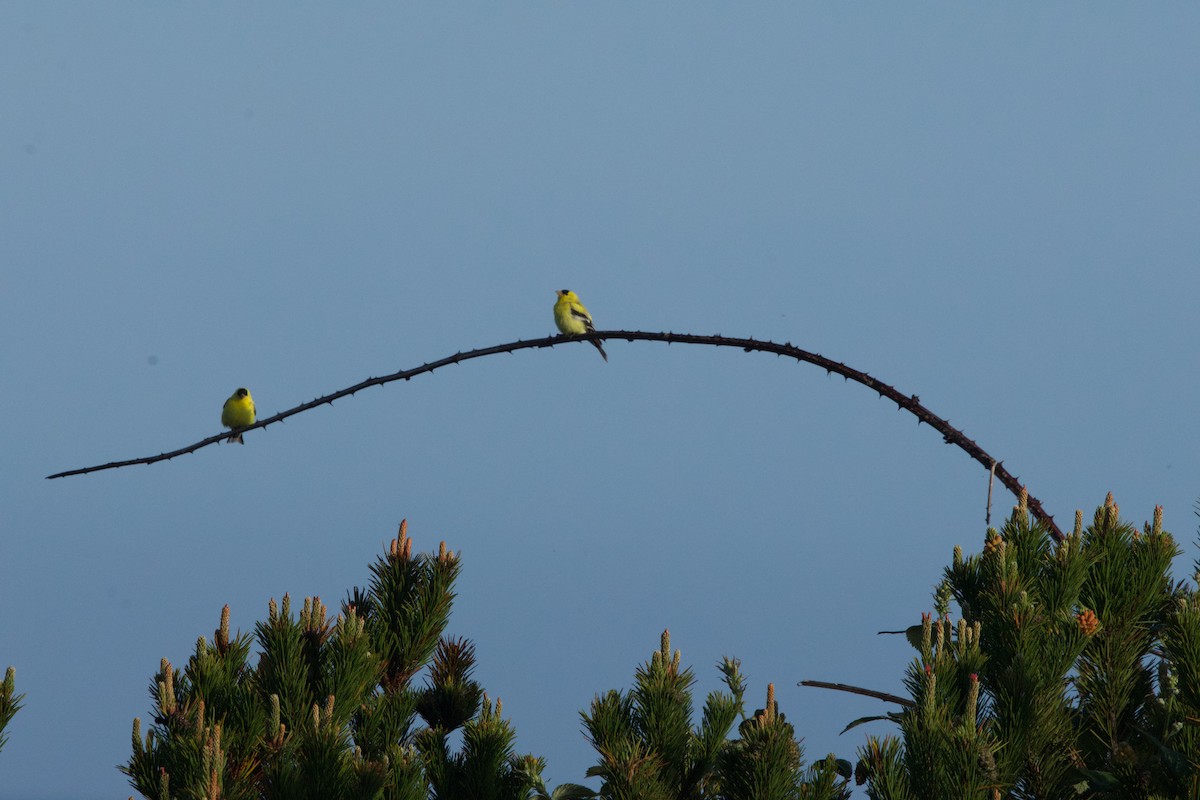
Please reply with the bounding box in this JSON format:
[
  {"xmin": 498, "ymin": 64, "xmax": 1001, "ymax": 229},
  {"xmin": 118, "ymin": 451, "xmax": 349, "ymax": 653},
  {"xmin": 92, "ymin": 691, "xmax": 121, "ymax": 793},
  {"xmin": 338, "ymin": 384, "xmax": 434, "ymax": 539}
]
[
  {"xmin": 44, "ymin": 330, "xmax": 1064, "ymax": 540},
  {"xmin": 986, "ymin": 460, "xmax": 998, "ymax": 526},
  {"xmin": 799, "ymin": 680, "xmax": 914, "ymax": 708}
]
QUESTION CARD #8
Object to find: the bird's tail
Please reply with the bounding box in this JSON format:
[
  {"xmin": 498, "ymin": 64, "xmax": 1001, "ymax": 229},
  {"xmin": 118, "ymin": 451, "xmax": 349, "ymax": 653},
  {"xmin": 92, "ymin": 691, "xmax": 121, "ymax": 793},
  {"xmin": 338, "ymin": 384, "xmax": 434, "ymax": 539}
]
[
  {"xmin": 591, "ymin": 339, "xmax": 608, "ymax": 362},
  {"xmin": 226, "ymin": 432, "xmax": 245, "ymax": 445}
]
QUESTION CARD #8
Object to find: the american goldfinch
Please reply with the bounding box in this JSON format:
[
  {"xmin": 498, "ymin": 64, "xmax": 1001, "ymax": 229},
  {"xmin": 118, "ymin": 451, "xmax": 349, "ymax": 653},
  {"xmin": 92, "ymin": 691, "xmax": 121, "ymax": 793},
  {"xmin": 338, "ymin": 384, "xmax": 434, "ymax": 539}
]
[
  {"xmin": 553, "ymin": 289, "xmax": 607, "ymax": 362},
  {"xmin": 221, "ymin": 387, "xmax": 256, "ymax": 444}
]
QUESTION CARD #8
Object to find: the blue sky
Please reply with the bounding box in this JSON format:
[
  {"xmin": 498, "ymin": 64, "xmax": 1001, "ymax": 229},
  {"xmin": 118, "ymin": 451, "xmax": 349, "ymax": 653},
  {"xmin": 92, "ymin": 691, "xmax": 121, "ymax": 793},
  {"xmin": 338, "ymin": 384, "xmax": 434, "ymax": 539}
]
[{"xmin": 3, "ymin": 5, "xmax": 1200, "ymax": 798}]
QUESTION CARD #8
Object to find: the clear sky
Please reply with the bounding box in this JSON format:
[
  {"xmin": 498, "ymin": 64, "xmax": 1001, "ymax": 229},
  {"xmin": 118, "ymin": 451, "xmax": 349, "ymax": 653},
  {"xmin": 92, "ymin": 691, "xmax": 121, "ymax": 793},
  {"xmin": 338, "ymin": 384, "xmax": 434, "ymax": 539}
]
[{"xmin": 3, "ymin": 5, "xmax": 1199, "ymax": 798}]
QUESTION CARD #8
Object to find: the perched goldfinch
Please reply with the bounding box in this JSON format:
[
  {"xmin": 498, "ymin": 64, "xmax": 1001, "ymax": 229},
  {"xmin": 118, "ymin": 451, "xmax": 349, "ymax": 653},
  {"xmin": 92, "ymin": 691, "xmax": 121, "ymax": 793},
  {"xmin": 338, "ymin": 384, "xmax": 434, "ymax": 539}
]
[
  {"xmin": 553, "ymin": 289, "xmax": 607, "ymax": 362},
  {"xmin": 221, "ymin": 387, "xmax": 256, "ymax": 444}
]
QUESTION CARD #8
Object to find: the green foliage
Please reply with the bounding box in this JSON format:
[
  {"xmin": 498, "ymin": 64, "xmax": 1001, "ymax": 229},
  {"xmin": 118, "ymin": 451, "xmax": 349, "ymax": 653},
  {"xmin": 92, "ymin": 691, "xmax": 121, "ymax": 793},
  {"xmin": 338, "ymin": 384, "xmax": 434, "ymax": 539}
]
[
  {"xmin": 853, "ymin": 494, "xmax": 1200, "ymax": 799},
  {"xmin": 517, "ymin": 756, "xmax": 598, "ymax": 800},
  {"xmin": 850, "ymin": 610, "xmax": 994, "ymax": 799},
  {"xmin": 419, "ymin": 694, "xmax": 539, "ymax": 800},
  {"xmin": 582, "ymin": 631, "xmax": 851, "ymax": 800},
  {"xmin": 121, "ymin": 522, "xmax": 540, "ymax": 800},
  {"xmin": 113, "ymin": 496, "xmax": 1200, "ymax": 799},
  {"xmin": 0, "ymin": 666, "xmax": 23, "ymax": 754},
  {"xmin": 356, "ymin": 535, "xmax": 460, "ymax": 692},
  {"xmin": 415, "ymin": 637, "xmax": 483, "ymax": 733}
]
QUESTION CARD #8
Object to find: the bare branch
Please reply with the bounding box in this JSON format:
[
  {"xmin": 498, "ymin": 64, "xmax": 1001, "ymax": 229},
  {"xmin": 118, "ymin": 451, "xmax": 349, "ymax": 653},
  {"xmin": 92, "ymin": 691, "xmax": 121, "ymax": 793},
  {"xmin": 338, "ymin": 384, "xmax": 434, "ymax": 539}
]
[
  {"xmin": 798, "ymin": 679, "xmax": 915, "ymax": 708},
  {"xmin": 45, "ymin": 330, "xmax": 1063, "ymax": 540}
]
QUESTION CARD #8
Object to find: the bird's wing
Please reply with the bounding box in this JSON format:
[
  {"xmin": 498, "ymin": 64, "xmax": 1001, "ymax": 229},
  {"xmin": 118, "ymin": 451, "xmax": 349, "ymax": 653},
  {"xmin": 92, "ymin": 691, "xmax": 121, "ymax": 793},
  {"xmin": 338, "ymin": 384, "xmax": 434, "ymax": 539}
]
[{"xmin": 570, "ymin": 304, "xmax": 595, "ymax": 330}]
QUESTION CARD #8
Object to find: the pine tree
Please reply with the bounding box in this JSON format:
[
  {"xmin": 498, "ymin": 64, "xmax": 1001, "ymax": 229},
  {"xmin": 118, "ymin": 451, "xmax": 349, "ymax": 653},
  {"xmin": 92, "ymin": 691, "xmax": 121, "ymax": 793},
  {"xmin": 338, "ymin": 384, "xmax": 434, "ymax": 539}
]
[
  {"xmin": 121, "ymin": 521, "xmax": 577, "ymax": 800},
  {"xmin": 852, "ymin": 494, "xmax": 1200, "ymax": 798},
  {"xmin": 0, "ymin": 666, "xmax": 22, "ymax": 755},
  {"xmin": 582, "ymin": 630, "xmax": 851, "ymax": 800},
  {"xmin": 113, "ymin": 498, "xmax": 1200, "ymax": 798}
]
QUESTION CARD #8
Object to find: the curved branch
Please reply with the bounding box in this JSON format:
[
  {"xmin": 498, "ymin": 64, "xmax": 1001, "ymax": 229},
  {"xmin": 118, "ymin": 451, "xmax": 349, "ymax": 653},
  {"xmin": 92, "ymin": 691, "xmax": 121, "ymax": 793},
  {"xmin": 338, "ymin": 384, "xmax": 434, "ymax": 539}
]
[
  {"xmin": 798, "ymin": 680, "xmax": 914, "ymax": 708},
  {"xmin": 45, "ymin": 331, "xmax": 1062, "ymax": 539}
]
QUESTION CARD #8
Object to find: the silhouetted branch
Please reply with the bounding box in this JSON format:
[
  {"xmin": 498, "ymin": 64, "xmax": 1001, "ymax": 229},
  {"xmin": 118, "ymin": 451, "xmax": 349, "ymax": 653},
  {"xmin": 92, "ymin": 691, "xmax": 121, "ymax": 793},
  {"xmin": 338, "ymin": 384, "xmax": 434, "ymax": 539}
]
[
  {"xmin": 45, "ymin": 331, "xmax": 1063, "ymax": 539},
  {"xmin": 798, "ymin": 680, "xmax": 915, "ymax": 708}
]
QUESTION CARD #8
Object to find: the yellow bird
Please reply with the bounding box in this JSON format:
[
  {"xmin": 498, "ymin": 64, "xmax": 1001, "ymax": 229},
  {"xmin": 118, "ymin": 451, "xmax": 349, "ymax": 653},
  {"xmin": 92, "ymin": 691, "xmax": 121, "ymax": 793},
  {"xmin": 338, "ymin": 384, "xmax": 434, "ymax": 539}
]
[
  {"xmin": 553, "ymin": 289, "xmax": 607, "ymax": 362},
  {"xmin": 221, "ymin": 387, "xmax": 256, "ymax": 444}
]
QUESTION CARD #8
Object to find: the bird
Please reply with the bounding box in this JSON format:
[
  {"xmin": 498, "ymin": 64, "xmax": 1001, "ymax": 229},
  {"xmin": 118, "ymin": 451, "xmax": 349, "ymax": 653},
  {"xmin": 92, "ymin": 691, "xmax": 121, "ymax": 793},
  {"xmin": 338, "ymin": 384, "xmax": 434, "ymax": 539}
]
[
  {"xmin": 221, "ymin": 387, "xmax": 256, "ymax": 444},
  {"xmin": 553, "ymin": 289, "xmax": 607, "ymax": 362}
]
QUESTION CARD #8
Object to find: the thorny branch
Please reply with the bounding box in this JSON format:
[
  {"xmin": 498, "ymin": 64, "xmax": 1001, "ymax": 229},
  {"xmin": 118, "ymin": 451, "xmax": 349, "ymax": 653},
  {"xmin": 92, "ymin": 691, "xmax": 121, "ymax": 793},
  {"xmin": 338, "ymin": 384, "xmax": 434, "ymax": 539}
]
[{"xmin": 45, "ymin": 331, "xmax": 1062, "ymax": 540}]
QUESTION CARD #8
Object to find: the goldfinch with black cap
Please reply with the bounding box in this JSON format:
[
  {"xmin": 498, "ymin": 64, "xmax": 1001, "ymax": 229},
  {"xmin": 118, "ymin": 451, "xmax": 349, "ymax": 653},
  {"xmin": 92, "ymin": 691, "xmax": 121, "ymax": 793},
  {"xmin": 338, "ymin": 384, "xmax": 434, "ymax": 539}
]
[{"xmin": 553, "ymin": 290, "xmax": 607, "ymax": 362}]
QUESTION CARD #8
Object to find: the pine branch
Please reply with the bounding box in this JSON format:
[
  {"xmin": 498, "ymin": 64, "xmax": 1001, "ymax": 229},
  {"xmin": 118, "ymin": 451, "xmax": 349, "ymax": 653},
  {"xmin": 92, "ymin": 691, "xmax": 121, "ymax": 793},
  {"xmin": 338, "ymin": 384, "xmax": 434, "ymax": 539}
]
[
  {"xmin": 798, "ymin": 680, "xmax": 915, "ymax": 708},
  {"xmin": 45, "ymin": 330, "xmax": 1062, "ymax": 539}
]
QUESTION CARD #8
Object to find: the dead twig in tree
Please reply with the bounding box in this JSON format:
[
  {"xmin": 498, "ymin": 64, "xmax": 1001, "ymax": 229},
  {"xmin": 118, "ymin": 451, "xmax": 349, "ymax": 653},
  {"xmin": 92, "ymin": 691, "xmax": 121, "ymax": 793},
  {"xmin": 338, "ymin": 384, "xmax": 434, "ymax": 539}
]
[
  {"xmin": 987, "ymin": 460, "xmax": 998, "ymax": 526},
  {"xmin": 798, "ymin": 680, "xmax": 914, "ymax": 708}
]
